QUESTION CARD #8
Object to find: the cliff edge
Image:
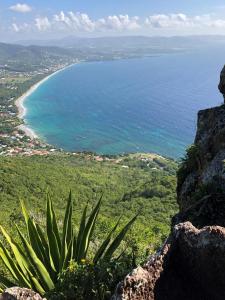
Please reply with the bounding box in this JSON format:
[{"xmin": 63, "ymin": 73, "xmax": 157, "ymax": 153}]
[
  {"xmin": 113, "ymin": 222, "xmax": 225, "ymax": 300},
  {"xmin": 113, "ymin": 69, "xmax": 225, "ymax": 299},
  {"xmin": 176, "ymin": 104, "xmax": 225, "ymax": 227}
]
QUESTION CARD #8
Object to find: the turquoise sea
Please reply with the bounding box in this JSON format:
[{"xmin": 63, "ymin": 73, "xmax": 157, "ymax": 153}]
[{"xmin": 25, "ymin": 47, "xmax": 224, "ymax": 158}]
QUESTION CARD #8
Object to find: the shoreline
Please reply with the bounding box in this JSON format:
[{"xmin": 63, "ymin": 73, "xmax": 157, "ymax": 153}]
[{"xmin": 15, "ymin": 63, "xmax": 76, "ymax": 139}]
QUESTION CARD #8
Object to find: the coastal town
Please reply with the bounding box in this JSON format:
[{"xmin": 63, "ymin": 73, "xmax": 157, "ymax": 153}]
[{"xmin": 0, "ymin": 61, "xmax": 76, "ymax": 156}]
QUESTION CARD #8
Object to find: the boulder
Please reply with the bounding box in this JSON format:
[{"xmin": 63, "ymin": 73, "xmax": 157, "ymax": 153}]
[{"xmin": 113, "ymin": 222, "xmax": 225, "ymax": 300}]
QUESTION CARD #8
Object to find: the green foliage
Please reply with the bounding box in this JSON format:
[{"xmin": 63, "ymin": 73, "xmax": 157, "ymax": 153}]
[
  {"xmin": 0, "ymin": 154, "xmax": 178, "ymax": 261},
  {"xmin": 177, "ymin": 144, "xmax": 201, "ymax": 187},
  {"xmin": 50, "ymin": 257, "xmax": 134, "ymax": 300},
  {"xmin": 187, "ymin": 181, "xmax": 225, "ymax": 208},
  {"xmin": 0, "ymin": 191, "xmax": 136, "ymax": 296}
]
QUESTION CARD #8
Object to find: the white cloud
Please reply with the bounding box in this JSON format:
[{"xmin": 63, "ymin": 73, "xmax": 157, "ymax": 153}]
[
  {"xmin": 48, "ymin": 11, "xmax": 140, "ymax": 33},
  {"xmin": 9, "ymin": 3, "xmax": 32, "ymax": 13},
  {"xmin": 145, "ymin": 13, "xmax": 225, "ymax": 30},
  {"xmin": 52, "ymin": 11, "xmax": 95, "ymax": 32},
  {"xmin": 35, "ymin": 17, "xmax": 51, "ymax": 31},
  {"xmin": 96, "ymin": 15, "xmax": 140, "ymax": 31},
  {"xmin": 11, "ymin": 22, "xmax": 29, "ymax": 32},
  {"xmin": 7, "ymin": 11, "xmax": 225, "ymax": 37},
  {"xmin": 145, "ymin": 14, "xmax": 194, "ymax": 29},
  {"xmin": 12, "ymin": 23, "xmax": 20, "ymax": 32}
]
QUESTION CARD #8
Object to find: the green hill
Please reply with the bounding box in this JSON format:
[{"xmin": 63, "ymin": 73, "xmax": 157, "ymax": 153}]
[
  {"xmin": 0, "ymin": 153, "xmax": 177, "ymax": 259},
  {"xmin": 0, "ymin": 42, "xmax": 74, "ymax": 72}
]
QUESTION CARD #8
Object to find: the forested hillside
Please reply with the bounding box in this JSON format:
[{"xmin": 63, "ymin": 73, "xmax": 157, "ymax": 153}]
[{"xmin": 0, "ymin": 153, "xmax": 178, "ymax": 259}]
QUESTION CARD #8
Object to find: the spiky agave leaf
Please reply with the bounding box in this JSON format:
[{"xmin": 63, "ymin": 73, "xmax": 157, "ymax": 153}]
[
  {"xmin": 46, "ymin": 195, "xmax": 60, "ymax": 273},
  {"xmin": 25, "ymin": 267, "xmax": 45, "ymax": 295},
  {"xmin": 75, "ymin": 204, "xmax": 87, "ymax": 261},
  {"xmin": 60, "ymin": 191, "xmax": 73, "ymax": 271},
  {"xmin": 0, "ymin": 241, "xmax": 30, "ymax": 288},
  {"xmin": 0, "ymin": 226, "xmax": 31, "ymax": 287},
  {"xmin": 93, "ymin": 217, "xmax": 121, "ymax": 264},
  {"xmin": 16, "ymin": 225, "xmax": 55, "ymax": 292},
  {"xmin": 21, "ymin": 201, "xmax": 45, "ymax": 262},
  {"xmin": 64, "ymin": 191, "xmax": 73, "ymax": 245},
  {"xmin": 50, "ymin": 198, "xmax": 61, "ymax": 252},
  {"xmin": 35, "ymin": 224, "xmax": 57, "ymax": 280},
  {"xmin": 77, "ymin": 198, "xmax": 101, "ymax": 261},
  {"xmin": 62, "ymin": 233, "xmax": 74, "ymax": 270},
  {"xmin": 21, "ymin": 201, "xmax": 56, "ymax": 278},
  {"xmin": 85, "ymin": 198, "xmax": 103, "ymax": 258},
  {"xmin": 102, "ymin": 214, "xmax": 138, "ymax": 260}
]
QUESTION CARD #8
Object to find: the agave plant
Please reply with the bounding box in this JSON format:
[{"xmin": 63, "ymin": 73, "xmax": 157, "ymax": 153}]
[{"xmin": 0, "ymin": 192, "xmax": 137, "ymax": 295}]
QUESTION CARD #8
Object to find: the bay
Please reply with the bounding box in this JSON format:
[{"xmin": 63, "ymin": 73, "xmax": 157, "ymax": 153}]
[{"xmin": 25, "ymin": 47, "xmax": 224, "ymax": 158}]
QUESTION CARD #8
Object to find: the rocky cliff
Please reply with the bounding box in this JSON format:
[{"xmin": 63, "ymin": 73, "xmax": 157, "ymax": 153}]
[
  {"xmin": 113, "ymin": 71, "xmax": 225, "ymax": 299},
  {"xmin": 176, "ymin": 103, "xmax": 225, "ymax": 228},
  {"xmin": 113, "ymin": 222, "xmax": 225, "ymax": 300}
]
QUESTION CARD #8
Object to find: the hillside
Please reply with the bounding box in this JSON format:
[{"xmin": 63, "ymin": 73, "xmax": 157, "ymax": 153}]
[
  {"xmin": 0, "ymin": 38, "xmax": 187, "ymax": 73},
  {"xmin": 0, "ymin": 43, "xmax": 75, "ymax": 72},
  {"xmin": 0, "ymin": 153, "xmax": 177, "ymax": 259},
  {"xmin": 17, "ymin": 35, "xmax": 225, "ymax": 50}
]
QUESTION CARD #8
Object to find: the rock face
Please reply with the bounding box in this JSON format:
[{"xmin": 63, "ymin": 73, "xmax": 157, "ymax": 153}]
[
  {"xmin": 113, "ymin": 222, "xmax": 225, "ymax": 300},
  {"xmin": 112, "ymin": 241, "xmax": 171, "ymax": 300},
  {"xmin": 175, "ymin": 69, "xmax": 225, "ymax": 228},
  {"xmin": 0, "ymin": 288, "xmax": 44, "ymax": 300},
  {"xmin": 218, "ymin": 65, "xmax": 225, "ymax": 100},
  {"xmin": 176, "ymin": 104, "xmax": 225, "ymax": 227}
]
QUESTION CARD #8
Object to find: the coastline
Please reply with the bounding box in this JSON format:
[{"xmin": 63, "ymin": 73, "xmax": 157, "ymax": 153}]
[{"xmin": 15, "ymin": 63, "xmax": 75, "ymax": 140}]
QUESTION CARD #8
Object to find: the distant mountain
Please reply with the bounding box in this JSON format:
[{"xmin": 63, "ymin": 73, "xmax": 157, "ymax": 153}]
[
  {"xmin": 16, "ymin": 35, "xmax": 225, "ymax": 50},
  {"xmin": 3, "ymin": 35, "xmax": 225, "ymax": 72},
  {"xmin": 0, "ymin": 42, "xmax": 75, "ymax": 71}
]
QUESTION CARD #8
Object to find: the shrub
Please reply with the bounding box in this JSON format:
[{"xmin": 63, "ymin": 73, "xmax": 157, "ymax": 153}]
[
  {"xmin": 50, "ymin": 256, "xmax": 134, "ymax": 300},
  {"xmin": 177, "ymin": 144, "xmax": 201, "ymax": 187}
]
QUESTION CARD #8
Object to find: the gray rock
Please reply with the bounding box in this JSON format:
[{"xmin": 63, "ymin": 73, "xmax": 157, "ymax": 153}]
[
  {"xmin": 177, "ymin": 103, "xmax": 225, "ymax": 227},
  {"xmin": 112, "ymin": 222, "xmax": 225, "ymax": 300},
  {"xmin": 0, "ymin": 287, "xmax": 45, "ymax": 300},
  {"xmin": 218, "ymin": 65, "xmax": 225, "ymax": 101}
]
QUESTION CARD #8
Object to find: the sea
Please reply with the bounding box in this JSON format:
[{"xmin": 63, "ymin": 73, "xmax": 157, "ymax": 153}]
[{"xmin": 24, "ymin": 47, "xmax": 224, "ymax": 159}]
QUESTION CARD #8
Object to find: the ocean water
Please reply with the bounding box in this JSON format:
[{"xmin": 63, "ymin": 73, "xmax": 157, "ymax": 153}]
[{"xmin": 25, "ymin": 47, "xmax": 224, "ymax": 159}]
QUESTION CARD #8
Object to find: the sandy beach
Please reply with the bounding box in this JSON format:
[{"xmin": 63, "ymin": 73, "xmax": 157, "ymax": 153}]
[{"xmin": 15, "ymin": 64, "xmax": 75, "ymax": 139}]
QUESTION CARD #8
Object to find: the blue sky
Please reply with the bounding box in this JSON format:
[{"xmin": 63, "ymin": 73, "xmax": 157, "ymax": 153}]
[{"xmin": 1, "ymin": 1, "xmax": 225, "ymax": 41}]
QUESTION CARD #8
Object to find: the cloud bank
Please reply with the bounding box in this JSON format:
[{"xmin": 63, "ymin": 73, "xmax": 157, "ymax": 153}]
[
  {"xmin": 145, "ymin": 13, "xmax": 225, "ymax": 29},
  {"xmin": 33, "ymin": 12, "xmax": 140, "ymax": 33},
  {"xmin": 8, "ymin": 11, "xmax": 225, "ymax": 36}
]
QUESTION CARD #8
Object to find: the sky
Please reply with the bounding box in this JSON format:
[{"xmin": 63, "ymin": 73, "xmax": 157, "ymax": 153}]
[{"xmin": 2, "ymin": 1, "xmax": 225, "ymax": 41}]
